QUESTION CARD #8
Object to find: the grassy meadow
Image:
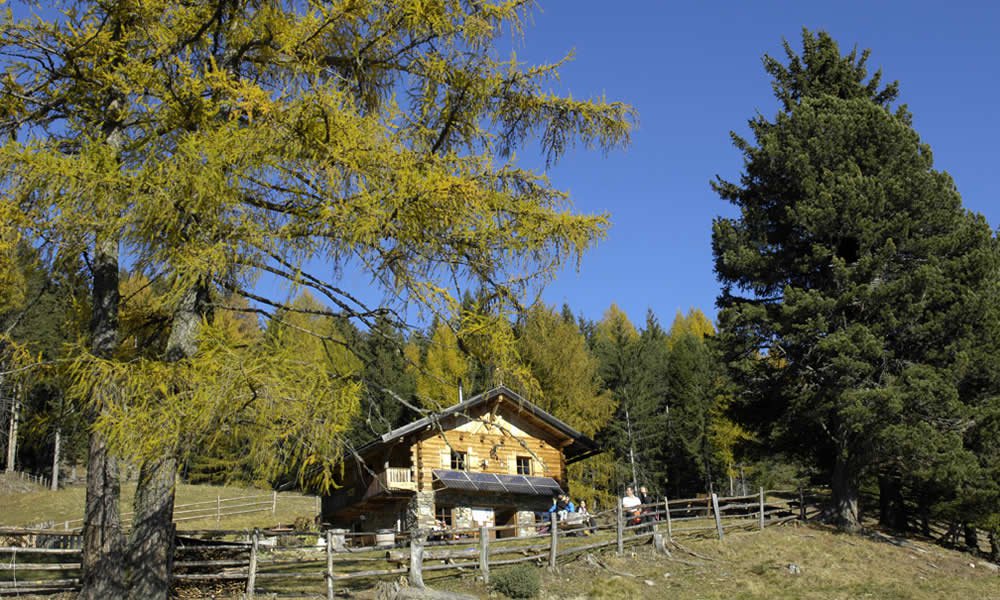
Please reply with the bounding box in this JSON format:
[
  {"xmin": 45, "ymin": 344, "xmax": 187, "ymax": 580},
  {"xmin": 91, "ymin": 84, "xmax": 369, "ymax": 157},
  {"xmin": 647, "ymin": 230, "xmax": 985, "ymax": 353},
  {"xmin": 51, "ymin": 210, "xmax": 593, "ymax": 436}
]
[
  {"xmin": 0, "ymin": 472, "xmax": 317, "ymax": 531},
  {"xmin": 437, "ymin": 523, "xmax": 999, "ymax": 599}
]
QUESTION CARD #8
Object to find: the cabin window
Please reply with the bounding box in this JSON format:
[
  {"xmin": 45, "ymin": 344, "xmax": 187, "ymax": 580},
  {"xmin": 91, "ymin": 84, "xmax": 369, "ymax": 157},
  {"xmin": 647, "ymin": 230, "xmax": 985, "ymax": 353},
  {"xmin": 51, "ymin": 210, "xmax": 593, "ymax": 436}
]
[
  {"xmin": 516, "ymin": 456, "xmax": 531, "ymax": 476},
  {"xmin": 450, "ymin": 450, "xmax": 467, "ymax": 471},
  {"xmin": 435, "ymin": 506, "xmax": 453, "ymax": 528}
]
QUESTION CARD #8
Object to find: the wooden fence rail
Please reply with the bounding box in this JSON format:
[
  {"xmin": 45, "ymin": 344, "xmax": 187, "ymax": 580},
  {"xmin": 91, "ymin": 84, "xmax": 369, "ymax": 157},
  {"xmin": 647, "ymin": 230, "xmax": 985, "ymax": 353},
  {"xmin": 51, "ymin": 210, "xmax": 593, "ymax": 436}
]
[
  {"xmin": 22, "ymin": 490, "xmax": 320, "ymax": 531},
  {"xmin": 6, "ymin": 470, "xmax": 50, "ymax": 489},
  {"xmin": 0, "ymin": 488, "xmax": 883, "ymax": 596}
]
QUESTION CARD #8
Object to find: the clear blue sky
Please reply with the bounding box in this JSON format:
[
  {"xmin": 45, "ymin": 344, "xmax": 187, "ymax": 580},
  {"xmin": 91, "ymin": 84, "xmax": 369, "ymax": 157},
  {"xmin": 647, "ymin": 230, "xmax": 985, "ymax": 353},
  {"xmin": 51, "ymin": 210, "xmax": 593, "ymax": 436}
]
[
  {"xmin": 33, "ymin": 1, "xmax": 986, "ymax": 330},
  {"xmin": 504, "ymin": 0, "xmax": 1000, "ymax": 327}
]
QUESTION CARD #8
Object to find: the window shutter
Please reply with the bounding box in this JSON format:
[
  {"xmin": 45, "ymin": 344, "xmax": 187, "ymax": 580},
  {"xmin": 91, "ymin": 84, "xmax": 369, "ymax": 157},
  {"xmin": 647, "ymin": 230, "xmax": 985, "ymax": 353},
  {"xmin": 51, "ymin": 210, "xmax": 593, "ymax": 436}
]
[
  {"xmin": 466, "ymin": 446, "xmax": 474, "ymax": 471},
  {"xmin": 507, "ymin": 453, "xmax": 517, "ymax": 474},
  {"xmin": 440, "ymin": 447, "xmax": 450, "ymax": 469}
]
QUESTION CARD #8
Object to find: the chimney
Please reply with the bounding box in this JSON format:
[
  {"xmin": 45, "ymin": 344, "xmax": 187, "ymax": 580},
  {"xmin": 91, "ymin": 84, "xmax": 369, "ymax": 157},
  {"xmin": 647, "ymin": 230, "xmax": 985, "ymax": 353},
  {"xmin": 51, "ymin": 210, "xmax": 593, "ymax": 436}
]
[{"xmin": 458, "ymin": 379, "xmax": 464, "ymax": 404}]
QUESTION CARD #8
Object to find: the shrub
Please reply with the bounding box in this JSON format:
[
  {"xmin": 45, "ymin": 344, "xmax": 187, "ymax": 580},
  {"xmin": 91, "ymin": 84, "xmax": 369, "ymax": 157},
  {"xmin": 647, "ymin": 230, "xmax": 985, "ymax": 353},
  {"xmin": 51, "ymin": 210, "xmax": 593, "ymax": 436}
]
[{"xmin": 490, "ymin": 564, "xmax": 541, "ymax": 599}]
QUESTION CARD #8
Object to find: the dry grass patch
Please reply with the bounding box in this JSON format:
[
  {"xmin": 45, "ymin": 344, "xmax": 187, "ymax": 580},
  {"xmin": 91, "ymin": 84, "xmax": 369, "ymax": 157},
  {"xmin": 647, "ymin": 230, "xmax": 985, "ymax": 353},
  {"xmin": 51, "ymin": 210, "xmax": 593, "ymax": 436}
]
[
  {"xmin": 526, "ymin": 523, "xmax": 999, "ymax": 600},
  {"xmin": 0, "ymin": 475, "xmax": 316, "ymax": 531}
]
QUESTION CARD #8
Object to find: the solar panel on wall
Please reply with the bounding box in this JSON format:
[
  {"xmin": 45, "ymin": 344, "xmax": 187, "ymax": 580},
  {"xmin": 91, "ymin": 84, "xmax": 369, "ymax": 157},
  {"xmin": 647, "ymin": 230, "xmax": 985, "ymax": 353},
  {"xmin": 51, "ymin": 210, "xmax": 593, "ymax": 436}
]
[
  {"xmin": 527, "ymin": 476, "xmax": 563, "ymax": 495},
  {"xmin": 497, "ymin": 474, "xmax": 535, "ymax": 494},
  {"xmin": 432, "ymin": 469, "xmax": 478, "ymax": 490},
  {"xmin": 468, "ymin": 472, "xmax": 507, "ymax": 492},
  {"xmin": 433, "ymin": 469, "xmax": 564, "ymax": 495}
]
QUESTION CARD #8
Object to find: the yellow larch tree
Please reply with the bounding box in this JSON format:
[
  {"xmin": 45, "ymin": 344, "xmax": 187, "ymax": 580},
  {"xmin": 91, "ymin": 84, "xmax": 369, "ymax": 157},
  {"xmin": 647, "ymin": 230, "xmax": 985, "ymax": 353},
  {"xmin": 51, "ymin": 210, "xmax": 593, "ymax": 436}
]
[{"xmin": 0, "ymin": 2, "xmax": 634, "ymax": 597}]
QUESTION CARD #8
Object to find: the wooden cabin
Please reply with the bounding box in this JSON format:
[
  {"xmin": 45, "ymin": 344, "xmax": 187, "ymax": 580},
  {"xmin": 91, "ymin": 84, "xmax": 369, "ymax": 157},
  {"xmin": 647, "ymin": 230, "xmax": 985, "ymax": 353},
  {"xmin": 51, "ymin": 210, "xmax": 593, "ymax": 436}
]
[{"xmin": 321, "ymin": 386, "xmax": 600, "ymax": 538}]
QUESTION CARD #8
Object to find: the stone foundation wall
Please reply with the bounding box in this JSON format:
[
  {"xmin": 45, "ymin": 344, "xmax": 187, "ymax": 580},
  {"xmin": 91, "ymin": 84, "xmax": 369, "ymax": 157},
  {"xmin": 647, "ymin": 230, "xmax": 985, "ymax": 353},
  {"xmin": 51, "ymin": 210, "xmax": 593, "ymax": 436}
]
[
  {"xmin": 516, "ymin": 510, "xmax": 536, "ymax": 537},
  {"xmin": 406, "ymin": 491, "xmax": 436, "ymax": 530}
]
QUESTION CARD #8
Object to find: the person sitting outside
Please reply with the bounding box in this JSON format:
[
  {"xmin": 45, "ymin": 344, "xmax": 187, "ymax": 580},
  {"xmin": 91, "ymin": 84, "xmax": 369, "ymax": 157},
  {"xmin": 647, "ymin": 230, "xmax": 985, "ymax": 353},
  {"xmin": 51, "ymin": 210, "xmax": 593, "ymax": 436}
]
[
  {"xmin": 622, "ymin": 486, "xmax": 641, "ymax": 525},
  {"xmin": 577, "ymin": 499, "xmax": 597, "ymax": 536},
  {"xmin": 537, "ymin": 495, "xmax": 559, "ymax": 533},
  {"xmin": 639, "ymin": 486, "xmax": 657, "ymax": 522},
  {"xmin": 554, "ymin": 493, "xmax": 575, "ymax": 522}
]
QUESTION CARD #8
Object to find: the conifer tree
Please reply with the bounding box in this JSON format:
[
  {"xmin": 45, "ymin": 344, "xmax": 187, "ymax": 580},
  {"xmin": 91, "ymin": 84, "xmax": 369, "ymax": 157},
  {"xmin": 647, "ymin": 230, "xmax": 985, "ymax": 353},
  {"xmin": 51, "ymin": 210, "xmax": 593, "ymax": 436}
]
[
  {"xmin": 349, "ymin": 314, "xmax": 417, "ymax": 446},
  {"xmin": 406, "ymin": 320, "xmax": 470, "ymax": 410},
  {"xmin": 1, "ymin": 2, "xmax": 633, "ymax": 595},
  {"xmin": 628, "ymin": 310, "xmax": 671, "ymax": 491},
  {"xmin": 518, "ymin": 304, "xmax": 615, "ymax": 435},
  {"xmin": 517, "ymin": 303, "xmax": 617, "ymax": 505},
  {"xmin": 2, "ymin": 246, "xmax": 89, "ymax": 481},
  {"xmin": 713, "ymin": 30, "xmax": 997, "ymax": 530},
  {"xmin": 591, "ymin": 304, "xmax": 647, "ymax": 489}
]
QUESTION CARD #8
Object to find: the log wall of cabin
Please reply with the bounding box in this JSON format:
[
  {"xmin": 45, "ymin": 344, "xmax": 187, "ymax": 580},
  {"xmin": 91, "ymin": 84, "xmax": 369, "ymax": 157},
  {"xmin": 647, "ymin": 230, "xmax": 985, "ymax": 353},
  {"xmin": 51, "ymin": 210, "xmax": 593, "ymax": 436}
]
[{"xmin": 415, "ymin": 431, "xmax": 565, "ymax": 489}]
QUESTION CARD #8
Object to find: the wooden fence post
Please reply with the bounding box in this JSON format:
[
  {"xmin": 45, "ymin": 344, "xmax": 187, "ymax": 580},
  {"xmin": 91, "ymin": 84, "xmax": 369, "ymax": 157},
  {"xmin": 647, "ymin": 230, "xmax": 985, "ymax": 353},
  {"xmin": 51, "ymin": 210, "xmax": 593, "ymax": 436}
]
[
  {"xmin": 711, "ymin": 493, "xmax": 724, "ymax": 540},
  {"xmin": 271, "ymin": 490, "xmax": 278, "ymax": 515},
  {"xmin": 216, "ymin": 495, "xmax": 221, "ymax": 525},
  {"xmin": 663, "ymin": 497, "xmax": 672, "ymax": 542},
  {"xmin": 325, "ymin": 530, "xmax": 335, "ymax": 600},
  {"xmin": 479, "ymin": 526, "xmax": 490, "ymax": 583},
  {"xmin": 549, "ymin": 512, "xmax": 558, "ymax": 569},
  {"xmin": 758, "ymin": 487, "xmax": 765, "ymax": 530},
  {"xmin": 409, "ymin": 527, "xmax": 425, "ymax": 589},
  {"xmin": 798, "ymin": 487, "xmax": 806, "ymax": 521},
  {"xmin": 652, "ymin": 501, "xmax": 668, "ymax": 555},
  {"xmin": 246, "ymin": 528, "xmax": 259, "ymax": 600},
  {"xmin": 616, "ymin": 499, "xmax": 624, "ymax": 556}
]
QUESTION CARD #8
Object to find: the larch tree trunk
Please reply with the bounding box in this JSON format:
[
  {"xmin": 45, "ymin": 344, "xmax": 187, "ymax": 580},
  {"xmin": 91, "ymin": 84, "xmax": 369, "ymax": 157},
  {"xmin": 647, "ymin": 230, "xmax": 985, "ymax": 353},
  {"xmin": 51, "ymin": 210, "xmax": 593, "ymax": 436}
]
[
  {"xmin": 80, "ymin": 236, "xmax": 126, "ymax": 600},
  {"xmin": 127, "ymin": 282, "xmax": 210, "ymax": 600},
  {"xmin": 127, "ymin": 456, "xmax": 178, "ymax": 599},
  {"xmin": 51, "ymin": 428, "xmax": 60, "ymax": 490},
  {"xmin": 5, "ymin": 386, "xmax": 16, "ymax": 473}
]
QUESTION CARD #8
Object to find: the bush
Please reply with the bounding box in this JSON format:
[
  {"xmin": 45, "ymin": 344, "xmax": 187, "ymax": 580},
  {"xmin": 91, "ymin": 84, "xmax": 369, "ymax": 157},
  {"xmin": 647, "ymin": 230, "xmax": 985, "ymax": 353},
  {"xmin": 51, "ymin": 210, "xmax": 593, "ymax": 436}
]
[{"xmin": 490, "ymin": 564, "xmax": 541, "ymax": 599}]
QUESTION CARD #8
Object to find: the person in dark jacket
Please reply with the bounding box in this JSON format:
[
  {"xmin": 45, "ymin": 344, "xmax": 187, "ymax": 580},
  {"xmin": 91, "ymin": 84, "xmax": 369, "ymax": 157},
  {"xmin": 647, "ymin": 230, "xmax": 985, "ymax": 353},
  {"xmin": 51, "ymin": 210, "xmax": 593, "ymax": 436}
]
[{"xmin": 639, "ymin": 486, "xmax": 656, "ymax": 530}]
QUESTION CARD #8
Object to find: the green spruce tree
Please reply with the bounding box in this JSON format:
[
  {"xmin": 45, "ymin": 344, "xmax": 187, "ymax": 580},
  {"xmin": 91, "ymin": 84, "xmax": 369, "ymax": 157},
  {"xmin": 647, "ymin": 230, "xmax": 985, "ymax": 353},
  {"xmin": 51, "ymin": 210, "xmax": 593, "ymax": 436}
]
[{"xmin": 712, "ymin": 30, "xmax": 997, "ymax": 530}]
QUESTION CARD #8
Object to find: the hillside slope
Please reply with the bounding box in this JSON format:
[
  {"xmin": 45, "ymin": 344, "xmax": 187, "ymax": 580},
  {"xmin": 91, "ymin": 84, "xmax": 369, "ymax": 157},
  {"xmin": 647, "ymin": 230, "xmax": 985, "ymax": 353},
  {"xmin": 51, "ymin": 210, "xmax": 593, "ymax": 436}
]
[{"xmin": 431, "ymin": 523, "xmax": 999, "ymax": 600}]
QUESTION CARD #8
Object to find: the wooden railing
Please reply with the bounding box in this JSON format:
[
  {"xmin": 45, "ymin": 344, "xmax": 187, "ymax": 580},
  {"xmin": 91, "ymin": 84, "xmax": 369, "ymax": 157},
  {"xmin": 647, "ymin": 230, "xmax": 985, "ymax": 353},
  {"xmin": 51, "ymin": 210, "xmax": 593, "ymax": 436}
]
[{"xmin": 380, "ymin": 467, "xmax": 416, "ymax": 491}]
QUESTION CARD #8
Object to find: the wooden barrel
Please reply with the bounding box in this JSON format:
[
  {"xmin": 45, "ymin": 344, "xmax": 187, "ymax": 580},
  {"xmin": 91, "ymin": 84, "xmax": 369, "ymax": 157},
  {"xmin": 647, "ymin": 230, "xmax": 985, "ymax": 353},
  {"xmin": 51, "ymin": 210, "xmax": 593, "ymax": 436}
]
[{"xmin": 375, "ymin": 529, "xmax": 395, "ymax": 547}]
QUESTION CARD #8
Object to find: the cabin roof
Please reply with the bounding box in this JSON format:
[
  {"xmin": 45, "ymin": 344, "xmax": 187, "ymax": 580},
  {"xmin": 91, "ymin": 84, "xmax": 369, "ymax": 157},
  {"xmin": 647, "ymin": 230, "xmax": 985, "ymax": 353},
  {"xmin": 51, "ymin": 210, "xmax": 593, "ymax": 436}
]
[{"xmin": 361, "ymin": 385, "xmax": 601, "ymax": 463}]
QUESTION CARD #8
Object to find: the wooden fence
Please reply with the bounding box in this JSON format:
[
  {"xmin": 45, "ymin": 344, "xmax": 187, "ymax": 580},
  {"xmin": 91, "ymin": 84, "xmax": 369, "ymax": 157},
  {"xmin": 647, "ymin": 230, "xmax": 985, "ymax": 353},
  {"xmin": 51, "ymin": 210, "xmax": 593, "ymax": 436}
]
[
  {"xmin": 0, "ymin": 488, "xmax": 819, "ymax": 597},
  {"xmin": 26, "ymin": 491, "xmax": 319, "ymax": 531},
  {"xmin": 4, "ymin": 470, "xmax": 51, "ymax": 489}
]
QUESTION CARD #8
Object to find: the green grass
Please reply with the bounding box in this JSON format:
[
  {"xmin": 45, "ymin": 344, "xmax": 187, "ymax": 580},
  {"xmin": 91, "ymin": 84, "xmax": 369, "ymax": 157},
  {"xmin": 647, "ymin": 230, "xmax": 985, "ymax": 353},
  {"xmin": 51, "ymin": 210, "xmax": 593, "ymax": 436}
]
[
  {"xmin": 428, "ymin": 523, "xmax": 1000, "ymax": 600},
  {"xmin": 0, "ymin": 473, "xmax": 317, "ymax": 531},
  {"xmin": 256, "ymin": 520, "xmax": 999, "ymax": 600}
]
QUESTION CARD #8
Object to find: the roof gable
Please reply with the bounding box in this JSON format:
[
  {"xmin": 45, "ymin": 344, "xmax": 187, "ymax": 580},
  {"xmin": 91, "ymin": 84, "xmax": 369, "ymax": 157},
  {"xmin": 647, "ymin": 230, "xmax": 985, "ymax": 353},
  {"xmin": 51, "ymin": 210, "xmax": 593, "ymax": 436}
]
[{"xmin": 368, "ymin": 386, "xmax": 600, "ymax": 463}]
